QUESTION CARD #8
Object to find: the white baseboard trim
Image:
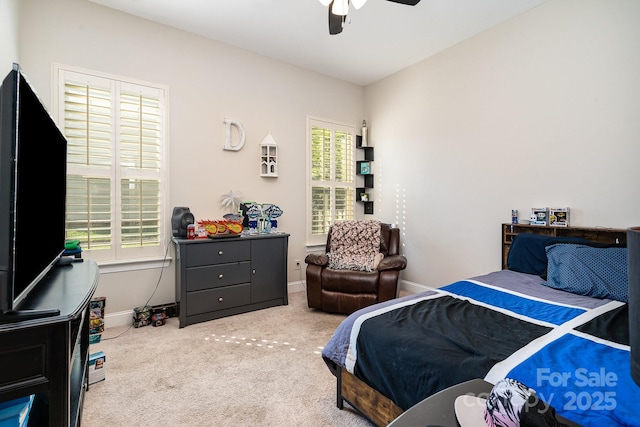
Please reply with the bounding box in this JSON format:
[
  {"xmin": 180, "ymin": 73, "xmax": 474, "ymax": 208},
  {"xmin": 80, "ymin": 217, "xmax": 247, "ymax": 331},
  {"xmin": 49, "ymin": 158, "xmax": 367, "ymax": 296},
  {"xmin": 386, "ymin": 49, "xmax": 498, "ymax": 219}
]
[
  {"xmin": 104, "ymin": 310, "xmax": 135, "ymax": 329},
  {"xmin": 288, "ymin": 280, "xmax": 306, "ymax": 293},
  {"xmin": 400, "ymin": 280, "xmax": 433, "ymax": 294},
  {"xmin": 103, "ymin": 279, "xmax": 427, "ymax": 330},
  {"xmin": 104, "ymin": 281, "xmax": 307, "ymax": 330}
]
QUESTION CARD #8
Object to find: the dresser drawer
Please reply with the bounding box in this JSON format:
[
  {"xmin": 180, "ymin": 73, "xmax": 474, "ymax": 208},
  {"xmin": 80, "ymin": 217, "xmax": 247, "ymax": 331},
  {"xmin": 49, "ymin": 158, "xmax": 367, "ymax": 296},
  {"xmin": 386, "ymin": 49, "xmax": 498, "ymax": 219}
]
[
  {"xmin": 186, "ymin": 284, "xmax": 251, "ymax": 316},
  {"xmin": 186, "ymin": 261, "xmax": 251, "ymax": 291},
  {"xmin": 186, "ymin": 240, "xmax": 250, "ymax": 267}
]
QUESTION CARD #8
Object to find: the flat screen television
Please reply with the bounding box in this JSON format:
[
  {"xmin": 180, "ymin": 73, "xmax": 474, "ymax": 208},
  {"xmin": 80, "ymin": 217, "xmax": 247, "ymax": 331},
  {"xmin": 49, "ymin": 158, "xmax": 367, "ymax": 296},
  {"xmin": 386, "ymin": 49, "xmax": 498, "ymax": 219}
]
[{"xmin": 0, "ymin": 63, "xmax": 68, "ymax": 320}]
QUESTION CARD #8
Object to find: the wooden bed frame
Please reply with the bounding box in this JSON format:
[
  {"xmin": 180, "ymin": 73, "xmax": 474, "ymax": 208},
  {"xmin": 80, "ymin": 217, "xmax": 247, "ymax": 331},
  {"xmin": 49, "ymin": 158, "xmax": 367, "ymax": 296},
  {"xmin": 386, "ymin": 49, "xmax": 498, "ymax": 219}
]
[
  {"xmin": 334, "ymin": 224, "xmax": 628, "ymax": 427},
  {"xmin": 337, "ymin": 366, "xmax": 402, "ymax": 426}
]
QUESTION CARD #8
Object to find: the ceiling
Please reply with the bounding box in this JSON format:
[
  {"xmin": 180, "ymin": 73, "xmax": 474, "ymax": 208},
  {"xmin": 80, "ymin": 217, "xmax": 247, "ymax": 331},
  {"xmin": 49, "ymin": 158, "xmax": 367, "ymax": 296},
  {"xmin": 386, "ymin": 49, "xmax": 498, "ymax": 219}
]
[{"xmin": 89, "ymin": 0, "xmax": 549, "ymax": 86}]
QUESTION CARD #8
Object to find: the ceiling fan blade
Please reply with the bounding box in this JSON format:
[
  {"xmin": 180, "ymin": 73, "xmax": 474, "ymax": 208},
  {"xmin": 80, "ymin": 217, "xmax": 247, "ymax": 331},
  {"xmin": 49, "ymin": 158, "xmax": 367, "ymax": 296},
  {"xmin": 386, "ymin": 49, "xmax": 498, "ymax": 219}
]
[
  {"xmin": 328, "ymin": 2, "xmax": 344, "ymax": 35},
  {"xmin": 386, "ymin": 0, "xmax": 421, "ymax": 5}
]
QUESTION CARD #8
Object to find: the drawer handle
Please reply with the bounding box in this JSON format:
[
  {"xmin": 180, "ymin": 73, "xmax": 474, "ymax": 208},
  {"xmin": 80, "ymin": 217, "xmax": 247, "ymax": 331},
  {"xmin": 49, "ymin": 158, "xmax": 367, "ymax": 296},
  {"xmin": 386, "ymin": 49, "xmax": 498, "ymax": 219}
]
[
  {"xmin": 218, "ymin": 297, "xmax": 224, "ymax": 302},
  {"xmin": 218, "ymin": 250, "xmax": 224, "ymax": 256},
  {"xmin": 252, "ymin": 269, "xmax": 256, "ymax": 275},
  {"xmin": 218, "ymin": 274, "xmax": 224, "ymax": 279}
]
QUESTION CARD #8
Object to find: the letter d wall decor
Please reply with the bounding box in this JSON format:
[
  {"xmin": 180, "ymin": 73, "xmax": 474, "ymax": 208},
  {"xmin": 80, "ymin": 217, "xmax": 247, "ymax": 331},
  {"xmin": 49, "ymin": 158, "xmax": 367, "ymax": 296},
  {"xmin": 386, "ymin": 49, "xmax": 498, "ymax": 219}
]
[{"xmin": 223, "ymin": 118, "xmax": 245, "ymax": 151}]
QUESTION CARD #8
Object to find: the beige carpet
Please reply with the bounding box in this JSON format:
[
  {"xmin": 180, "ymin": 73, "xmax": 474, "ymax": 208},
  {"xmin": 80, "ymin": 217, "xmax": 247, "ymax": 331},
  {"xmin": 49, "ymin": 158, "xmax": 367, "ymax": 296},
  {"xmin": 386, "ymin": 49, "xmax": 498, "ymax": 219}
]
[{"xmin": 82, "ymin": 291, "xmax": 374, "ymax": 426}]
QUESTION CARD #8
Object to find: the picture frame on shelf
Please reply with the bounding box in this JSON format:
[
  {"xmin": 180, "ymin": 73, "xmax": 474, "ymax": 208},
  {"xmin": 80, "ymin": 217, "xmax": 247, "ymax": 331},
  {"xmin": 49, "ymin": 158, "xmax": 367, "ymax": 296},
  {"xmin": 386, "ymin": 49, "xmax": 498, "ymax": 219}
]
[{"xmin": 359, "ymin": 162, "xmax": 371, "ymax": 175}]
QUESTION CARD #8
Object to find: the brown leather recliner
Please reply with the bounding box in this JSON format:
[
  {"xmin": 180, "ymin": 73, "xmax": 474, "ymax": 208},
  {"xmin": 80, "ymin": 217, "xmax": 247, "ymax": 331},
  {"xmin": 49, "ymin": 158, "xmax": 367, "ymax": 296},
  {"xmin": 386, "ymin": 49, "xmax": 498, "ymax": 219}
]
[{"xmin": 305, "ymin": 223, "xmax": 407, "ymax": 314}]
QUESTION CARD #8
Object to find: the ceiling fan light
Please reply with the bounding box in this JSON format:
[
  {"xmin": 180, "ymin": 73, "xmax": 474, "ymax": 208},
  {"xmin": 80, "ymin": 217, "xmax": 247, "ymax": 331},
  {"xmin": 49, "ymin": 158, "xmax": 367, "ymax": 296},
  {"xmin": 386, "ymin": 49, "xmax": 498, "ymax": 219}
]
[
  {"xmin": 331, "ymin": 0, "xmax": 349, "ymax": 16},
  {"xmin": 351, "ymin": 0, "xmax": 367, "ymax": 9},
  {"xmin": 319, "ymin": 0, "xmax": 332, "ymax": 6}
]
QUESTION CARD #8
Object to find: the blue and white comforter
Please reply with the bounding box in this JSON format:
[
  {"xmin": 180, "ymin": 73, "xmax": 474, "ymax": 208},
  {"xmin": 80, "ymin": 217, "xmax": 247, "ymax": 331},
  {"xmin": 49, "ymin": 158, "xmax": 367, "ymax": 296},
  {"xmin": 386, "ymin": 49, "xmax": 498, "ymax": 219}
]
[{"xmin": 321, "ymin": 270, "xmax": 639, "ymax": 426}]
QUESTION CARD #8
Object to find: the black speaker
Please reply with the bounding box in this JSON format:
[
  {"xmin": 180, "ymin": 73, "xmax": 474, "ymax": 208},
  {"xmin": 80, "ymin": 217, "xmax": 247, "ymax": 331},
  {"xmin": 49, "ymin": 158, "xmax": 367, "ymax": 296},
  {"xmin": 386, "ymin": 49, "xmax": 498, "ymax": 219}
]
[
  {"xmin": 171, "ymin": 207, "xmax": 195, "ymax": 238},
  {"xmin": 629, "ymin": 226, "xmax": 640, "ymax": 386}
]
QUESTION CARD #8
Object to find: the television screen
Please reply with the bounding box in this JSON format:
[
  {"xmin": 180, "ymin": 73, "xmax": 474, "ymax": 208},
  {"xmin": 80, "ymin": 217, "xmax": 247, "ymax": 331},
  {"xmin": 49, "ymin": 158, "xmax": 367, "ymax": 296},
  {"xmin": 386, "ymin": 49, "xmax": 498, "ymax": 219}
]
[{"xmin": 0, "ymin": 64, "xmax": 67, "ymax": 313}]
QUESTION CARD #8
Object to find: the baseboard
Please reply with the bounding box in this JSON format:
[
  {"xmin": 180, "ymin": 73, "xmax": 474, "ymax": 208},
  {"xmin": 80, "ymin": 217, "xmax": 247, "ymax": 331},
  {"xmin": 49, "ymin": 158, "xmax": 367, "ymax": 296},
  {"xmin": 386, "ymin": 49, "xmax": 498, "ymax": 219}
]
[
  {"xmin": 104, "ymin": 309, "xmax": 135, "ymax": 329},
  {"xmin": 288, "ymin": 280, "xmax": 306, "ymax": 293},
  {"xmin": 104, "ymin": 281, "xmax": 308, "ymax": 329},
  {"xmin": 400, "ymin": 280, "xmax": 433, "ymax": 294},
  {"xmin": 103, "ymin": 280, "xmax": 426, "ymax": 330}
]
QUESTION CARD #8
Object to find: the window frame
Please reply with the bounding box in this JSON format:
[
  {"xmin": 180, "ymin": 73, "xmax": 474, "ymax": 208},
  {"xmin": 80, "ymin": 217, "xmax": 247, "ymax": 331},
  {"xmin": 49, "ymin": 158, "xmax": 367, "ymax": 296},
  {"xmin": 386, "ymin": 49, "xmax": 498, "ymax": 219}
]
[
  {"xmin": 306, "ymin": 116, "xmax": 356, "ymax": 246},
  {"xmin": 53, "ymin": 64, "xmax": 170, "ymax": 265}
]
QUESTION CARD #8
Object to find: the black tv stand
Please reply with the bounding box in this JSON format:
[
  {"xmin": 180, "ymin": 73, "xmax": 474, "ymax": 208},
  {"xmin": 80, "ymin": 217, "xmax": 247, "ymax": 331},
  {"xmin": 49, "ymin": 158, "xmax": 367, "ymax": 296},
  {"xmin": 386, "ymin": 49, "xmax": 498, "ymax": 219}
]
[
  {"xmin": 0, "ymin": 260, "xmax": 99, "ymax": 426},
  {"xmin": 0, "ymin": 308, "xmax": 61, "ymax": 323}
]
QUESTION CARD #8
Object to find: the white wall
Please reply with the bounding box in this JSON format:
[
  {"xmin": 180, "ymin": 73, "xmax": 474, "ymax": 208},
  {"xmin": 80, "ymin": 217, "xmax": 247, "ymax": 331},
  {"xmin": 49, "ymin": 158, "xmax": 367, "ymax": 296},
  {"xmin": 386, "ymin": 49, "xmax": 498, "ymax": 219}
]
[
  {"xmin": 0, "ymin": 0, "xmax": 19, "ymax": 70},
  {"xmin": 367, "ymin": 0, "xmax": 640, "ymax": 288},
  {"xmin": 15, "ymin": 0, "xmax": 640, "ymax": 318},
  {"xmin": 18, "ymin": 0, "xmax": 364, "ymax": 316}
]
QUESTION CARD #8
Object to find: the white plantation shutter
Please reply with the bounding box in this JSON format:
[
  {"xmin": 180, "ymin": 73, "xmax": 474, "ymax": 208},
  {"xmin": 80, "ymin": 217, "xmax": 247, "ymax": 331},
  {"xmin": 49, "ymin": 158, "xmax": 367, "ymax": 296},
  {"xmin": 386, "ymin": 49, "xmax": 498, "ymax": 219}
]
[
  {"xmin": 64, "ymin": 82, "xmax": 112, "ymax": 168},
  {"xmin": 120, "ymin": 178, "xmax": 161, "ymax": 248},
  {"xmin": 57, "ymin": 67, "xmax": 167, "ymax": 262},
  {"xmin": 65, "ymin": 176, "xmax": 112, "ymax": 251},
  {"xmin": 119, "ymin": 90, "xmax": 162, "ymax": 171},
  {"xmin": 308, "ymin": 118, "xmax": 355, "ymax": 244},
  {"xmin": 119, "ymin": 89, "xmax": 162, "ymax": 249}
]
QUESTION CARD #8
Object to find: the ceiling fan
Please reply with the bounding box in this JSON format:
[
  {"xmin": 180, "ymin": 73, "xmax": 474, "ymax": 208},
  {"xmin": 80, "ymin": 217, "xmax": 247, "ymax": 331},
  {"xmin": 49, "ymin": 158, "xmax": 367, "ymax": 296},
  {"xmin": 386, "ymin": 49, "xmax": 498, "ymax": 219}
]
[{"xmin": 319, "ymin": 0, "xmax": 421, "ymax": 35}]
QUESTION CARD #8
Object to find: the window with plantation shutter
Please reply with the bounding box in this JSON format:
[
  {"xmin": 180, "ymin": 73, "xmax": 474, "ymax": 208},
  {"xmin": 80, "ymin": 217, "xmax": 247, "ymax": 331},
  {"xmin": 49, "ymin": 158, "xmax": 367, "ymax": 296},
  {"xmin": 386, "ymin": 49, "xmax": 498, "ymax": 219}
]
[
  {"xmin": 55, "ymin": 66, "xmax": 168, "ymax": 263},
  {"xmin": 306, "ymin": 118, "xmax": 355, "ymax": 245}
]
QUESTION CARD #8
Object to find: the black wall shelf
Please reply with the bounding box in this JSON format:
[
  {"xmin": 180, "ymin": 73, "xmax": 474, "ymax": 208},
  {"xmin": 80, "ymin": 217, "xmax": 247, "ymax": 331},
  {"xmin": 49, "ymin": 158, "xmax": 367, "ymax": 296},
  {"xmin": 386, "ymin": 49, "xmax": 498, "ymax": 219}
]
[{"xmin": 355, "ymin": 136, "xmax": 374, "ymax": 214}]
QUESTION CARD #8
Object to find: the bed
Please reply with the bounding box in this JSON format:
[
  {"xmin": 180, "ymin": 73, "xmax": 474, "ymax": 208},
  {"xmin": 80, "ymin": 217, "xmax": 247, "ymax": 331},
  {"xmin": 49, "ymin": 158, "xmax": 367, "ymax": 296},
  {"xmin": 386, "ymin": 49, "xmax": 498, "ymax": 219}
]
[{"xmin": 321, "ymin": 224, "xmax": 635, "ymax": 426}]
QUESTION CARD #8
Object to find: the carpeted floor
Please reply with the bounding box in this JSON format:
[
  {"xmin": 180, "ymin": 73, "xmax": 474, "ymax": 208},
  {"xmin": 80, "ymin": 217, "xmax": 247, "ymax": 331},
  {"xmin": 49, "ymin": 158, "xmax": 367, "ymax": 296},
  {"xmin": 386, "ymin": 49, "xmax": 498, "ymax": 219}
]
[{"xmin": 82, "ymin": 291, "xmax": 374, "ymax": 426}]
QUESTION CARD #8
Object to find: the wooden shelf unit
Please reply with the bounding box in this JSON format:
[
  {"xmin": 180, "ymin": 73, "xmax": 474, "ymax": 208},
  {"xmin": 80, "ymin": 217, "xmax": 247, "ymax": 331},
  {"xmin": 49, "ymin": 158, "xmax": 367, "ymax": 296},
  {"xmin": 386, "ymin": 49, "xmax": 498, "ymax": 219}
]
[
  {"xmin": 501, "ymin": 223, "xmax": 627, "ymax": 270},
  {"xmin": 356, "ymin": 135, "xmax": 374, "ymax": 215}
]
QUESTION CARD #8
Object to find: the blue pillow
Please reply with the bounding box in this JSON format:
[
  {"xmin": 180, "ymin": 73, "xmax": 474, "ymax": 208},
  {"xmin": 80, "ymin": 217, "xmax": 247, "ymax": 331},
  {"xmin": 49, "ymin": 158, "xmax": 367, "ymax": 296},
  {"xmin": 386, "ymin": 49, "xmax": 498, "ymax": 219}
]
[
  {"xmin": 507, "ymin": 233, "xmax": 590, "ymax": 278},
  {"xmin": 543, "ymin": 244, "xmax": 628, "ymax": 302}
]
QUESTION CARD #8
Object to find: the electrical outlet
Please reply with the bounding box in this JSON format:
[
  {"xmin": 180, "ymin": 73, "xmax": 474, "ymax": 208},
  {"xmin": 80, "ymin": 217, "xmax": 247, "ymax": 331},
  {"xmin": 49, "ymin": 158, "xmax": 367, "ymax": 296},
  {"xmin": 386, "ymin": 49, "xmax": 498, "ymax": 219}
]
[{"xmin": 294, "ymin": 259, "xmax": 301, "ymax": 270}]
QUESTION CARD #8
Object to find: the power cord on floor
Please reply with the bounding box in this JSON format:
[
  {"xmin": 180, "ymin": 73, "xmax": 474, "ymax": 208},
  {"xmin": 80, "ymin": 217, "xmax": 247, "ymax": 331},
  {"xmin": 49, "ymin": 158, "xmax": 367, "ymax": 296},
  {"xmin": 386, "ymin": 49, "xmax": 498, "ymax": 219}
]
[{"xmin": 102, "ymin": 240, "xmax": 172, "ymax": 341}]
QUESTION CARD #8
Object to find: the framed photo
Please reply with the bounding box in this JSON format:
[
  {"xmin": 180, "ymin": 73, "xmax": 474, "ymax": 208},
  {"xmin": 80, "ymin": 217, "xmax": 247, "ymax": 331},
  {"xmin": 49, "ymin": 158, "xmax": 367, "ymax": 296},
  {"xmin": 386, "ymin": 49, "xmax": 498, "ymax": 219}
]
[{"xmin": 359, "ymin": 162, "xmax": 371, "ymax": 175}]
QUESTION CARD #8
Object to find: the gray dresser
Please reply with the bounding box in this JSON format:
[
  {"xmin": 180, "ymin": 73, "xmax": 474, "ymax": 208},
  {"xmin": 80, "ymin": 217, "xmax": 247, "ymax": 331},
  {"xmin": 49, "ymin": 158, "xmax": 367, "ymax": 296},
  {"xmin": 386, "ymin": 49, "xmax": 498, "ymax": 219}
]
[{"xmin": 173, "ymin": 233, "xmax": 289, "ymax": 327}]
